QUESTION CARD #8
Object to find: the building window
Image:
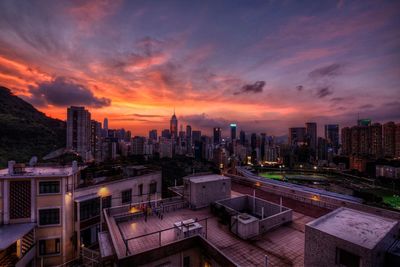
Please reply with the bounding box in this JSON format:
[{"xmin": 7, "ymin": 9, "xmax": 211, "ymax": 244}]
[
  {"xmin": 10, "ymin": 181, "xmax": 31, "ymax": 219},
  {"xmin": 80, "ymin": 224, "xmax": 100, "ymax": 247},
  {"xmin": 122, "ymin": 189, "xmax": 132, "ymax": 204},
  {"xmin": 149, "ymin": 181, "xmax": 157, "ymax": 194},
  {"xmin": 39, "ymin": 238, "xmax": 60, "ymax": 255},
  {"xmin": 336, "ymin": 248, "xmax": 360, "ymax": 267},
  {"xmin": 39, "ymin": 181, "xmax": 60, "ymax": 194},
  {"xmin": 39, "ymin": 208, "xmax": 60, "ymax": 226},
  {"xmin": 183, "ymin": 256, "xmax": 190, "ymax": 267},
  {"xmin": 80, "ymin": 198, "xmax": 100, "ymax": 221},
  {"xmin": 102, "ymin": 195, "xmax": 112, "ymax": 209},
  {"xmin": 138, "ymin": 184, "xmax": 143, "ymax": 195}
]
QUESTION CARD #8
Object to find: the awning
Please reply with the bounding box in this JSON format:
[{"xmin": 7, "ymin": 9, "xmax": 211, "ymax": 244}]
[{"xmin": 0, "ymin": 223, "xmax": 35, "ymax": 250}]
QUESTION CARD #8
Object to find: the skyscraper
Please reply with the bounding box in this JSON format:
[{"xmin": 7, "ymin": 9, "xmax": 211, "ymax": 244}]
[
  {"xmin": 170, "ymin": 110, "xmax": 178, "ymax": 138},
  {"xmin": 192, "ymin": 130, "xmax": 202, "ymax": 143},
  {"xmin": 149, "ymin": 129, "xmax": 158, "ymax": 141},
  {"xmin": 104, "ymin": 118, "xmax": 108, "ymax": 132},
  {"xmin": 213, "ymin": 127, "xmax": 221, "ymax": 145},
  {"xmin": 383, "ymin": 122, "xmax": 396, "ymax": 157},
  {"xmin": 90, "ymin": 120, "xmax": 102, "ymax": 161},
  {"xmin": 306, "ymin": 122, "xmax": 317, "ymax": 156},
  {"xmin": 341, "ymin": 127, "xmax": 352, "ymax": 155},
  {"xmin": 67, "ymin": 106, "xmax": 91, "ymax": 160},
  {"xmin": 239, "ymin": 130, "xmax": 246, "ymax": 145},
  {"xmin": 289, "ymin": 127, "xmax": 306, "ymax": 146},
  {"xmin": 325, "ymin": 124, "xmax": 339, "ymax": 154},
  {"xmin": 161, "ymin": 129, "xmax": 171, "ymax": 139},
  {"xmin": 186, "ymin": 125, "xmax": 192, "ymax": 150},
  {"xmin": 369, "ymin": 123, "xmax": 382, "ymax": 158},
  {"xmin": 396, "ymin": 124, "xmax": 400, "ymax": 158},
  {"xmin": 230, "ymin": 123, "xmax": 237, "ymax": 140}
]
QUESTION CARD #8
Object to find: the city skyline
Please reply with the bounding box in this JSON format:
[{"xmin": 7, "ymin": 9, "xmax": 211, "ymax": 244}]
[{"xmin": 0, "ymin": 0, "xmax": 399, "ymax": 135}]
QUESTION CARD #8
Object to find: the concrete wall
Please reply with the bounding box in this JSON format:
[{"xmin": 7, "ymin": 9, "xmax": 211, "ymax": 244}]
[
  {"xmin": 304, "ymin": 223, "xmax": 398, "ymax": 267},
  {"xmin": 259, "ymin": 209, "xmax": 292, "ymax": 233},
  {"xmin": 75, "ymin": 172, "xmax": 162, "ymax": 206},
  {"xmin": 189, "ymin": 178, "xmax": 231, "ymax": 209}
]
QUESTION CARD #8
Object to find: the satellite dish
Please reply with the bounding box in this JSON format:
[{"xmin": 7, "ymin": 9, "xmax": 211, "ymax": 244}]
[{"xmin": 29, "ymin": 156, "xmax": 38, "ymax": 167}]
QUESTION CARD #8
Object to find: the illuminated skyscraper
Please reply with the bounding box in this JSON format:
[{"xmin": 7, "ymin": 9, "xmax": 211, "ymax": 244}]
[
  {"xmin": 230, "ymin": 123, "xmax": 237, "ymax": 140},
  {"xmin": 170, "ymin": 110, "xmax": 178, "ymax": 138}
]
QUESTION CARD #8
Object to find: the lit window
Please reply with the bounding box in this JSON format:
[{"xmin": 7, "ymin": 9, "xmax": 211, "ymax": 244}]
[{"xmin": 39, "ymin": 238, "xmax": 60, "ymax": 255}]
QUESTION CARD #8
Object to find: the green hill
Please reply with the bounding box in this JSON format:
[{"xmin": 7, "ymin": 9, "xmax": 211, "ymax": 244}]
[{"xmin": 0, "ymin": 86, "xmax": 66, "ymax": 167}]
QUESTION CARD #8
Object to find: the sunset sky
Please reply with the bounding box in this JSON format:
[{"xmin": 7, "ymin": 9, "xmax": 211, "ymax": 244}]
[{"xmin": 0, "ymin": 0, "xmax": 399, "ymax": 136}]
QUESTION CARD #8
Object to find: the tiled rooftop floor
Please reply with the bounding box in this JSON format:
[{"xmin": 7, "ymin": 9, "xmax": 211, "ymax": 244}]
[{"xmin": 117, "ymin": 191, "xmax": 315, "ymax": 267}]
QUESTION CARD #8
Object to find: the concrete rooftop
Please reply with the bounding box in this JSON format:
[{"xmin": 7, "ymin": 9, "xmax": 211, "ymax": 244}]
[
  {"xmin": 187, "ymin": 174, "xmax": 230, "ymax": 183},
  {"xmin": 307, "ymin": 207, "xmax": 398, "ymax": 249},
  {"xmin": 115, "ymin": 191, "xmax": 314, "ymax": 267},
  {"xmin": 0, "ymin": 166, "xmax": 77, "ymax": 178}
]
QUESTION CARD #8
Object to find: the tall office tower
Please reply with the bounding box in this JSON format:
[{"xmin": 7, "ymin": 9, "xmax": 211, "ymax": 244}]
[
  {"xmin": 396, "ymin": 124, "xmax": 400, "ymax": 158},
  {"xmin": 170, "ymin": 111, "xmax": 178, "ymax": 138},
  {"xmin": 383, "ymin": 122, "xmax": 396, "ymax": 157},
  {"xmin": 325, "ymin": 124, "xmax": 339, "ymax": 154},
  {"xmin": 260, "ymin": 133, "xmax": 266, "ymax": 160},
  {"xmin": 306, "ymin": 122, "xmax": 317, "ymax": 156},
  {"xmin": 341, "ymin": 127, "xmax": 352, "ymax": 155},
  {"xmin": 351, "ymin": 125, "xmax": 369, "ymax": 155},
  {"xmin": 161, "ymin": 129, "xmax": 171, "ymax": 139},
  {"xmin": 239, "ymin": 130, "xmax": 246, "ymax": 145},
  {"xmin": 213, "ymin": 127, "xmax": 222, "ymax": 145},
  {"xmin": 104, "ymin": 118, "xmax": 108, "ymax": 132},
  {"xmin": 90, "ymin": 120, "xmax": 102, "ymax": 161},
  {"xmin": 149, "ymin": 129, "xmax": 158, "ymax": 141},
  {"xmin": 230, "ymin": 123, "xmax": 237, "ymax": 140},
  {"xmin": 289, "ymin": 127, "xmax": 306, "ymax": 146},
  {"xmin": 186, "ymin": 125, "xmax": 192, "ymax": 152},
  {"xmin": 67, "ymin": 106, "xmax": 92, "ymax": 160},
  {"xmin": 250, "ymin": 133, "xmax": 257, "ymax": 151},
  {"xmin": 192, "ymin": 130, "xmax": 202, "ymax": 143},
  {"xmin": 317, "ymin": 137, "xmax": 328, "ymax": 160},
  {"xmin": 131, "ymin": 136, "xmax": 145, "ymax": 155},
  {"xmin": 369, "ymin": 123, "xmax": 382, "ymax": 158}
]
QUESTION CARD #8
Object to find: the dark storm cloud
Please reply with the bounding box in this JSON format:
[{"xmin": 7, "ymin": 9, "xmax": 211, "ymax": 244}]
[
  {"xmin": 234, "ymin": 81, "xmax": 265, "ymax": 95},
  {"xmin": 296, "ymin": 85, "xmax": 304, "ymax": 91},
  {"xmin": 308, "ymin": 63, "xmax": 343, "ymax": 78},
  {"xmin": 28, "ymin": 77, "xmax": 111, "ymax": 108},
  {"xmin": 316, "ymin": 87, "xmax": 333, "ymax": 98}
]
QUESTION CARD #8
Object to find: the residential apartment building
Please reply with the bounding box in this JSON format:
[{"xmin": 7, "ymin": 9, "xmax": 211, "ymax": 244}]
[{"xmin": 0, "ymin": 161, "xmax": 161, "ymax": 266}]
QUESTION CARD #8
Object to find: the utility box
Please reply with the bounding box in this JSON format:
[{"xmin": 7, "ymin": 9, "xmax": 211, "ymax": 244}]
[
  {"xmin": 174, "ymin": 219, "xmax": 203, "ymax": 240},
  {"xmin": 183, "ymin": 174, "xmax": 231, "ymax": 209},
  {"xmin": 231, "ymin": 213, "xmax": 259, "ymax": 239}
]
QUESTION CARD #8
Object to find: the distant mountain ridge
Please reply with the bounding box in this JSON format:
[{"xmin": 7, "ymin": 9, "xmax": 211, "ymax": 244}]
[{"xmin": 0, "ymin": 86, "xmax": 66, "ymax": 167}]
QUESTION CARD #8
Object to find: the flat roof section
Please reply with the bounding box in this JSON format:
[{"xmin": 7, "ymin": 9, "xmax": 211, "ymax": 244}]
[
  {"xmin": 0, "ymin": 166, "xmax": 77, "ymax": 178},
  {"xmin": 187, "ymin": 174, "xmax": 230, "ymax": 183},
  {"xmin": 307, "ymin": 207, "xmax": 398, "ymax": 249},
  {"xmin": 0, "ymin": 223, "xmax": 35, "ymax": 250}
]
